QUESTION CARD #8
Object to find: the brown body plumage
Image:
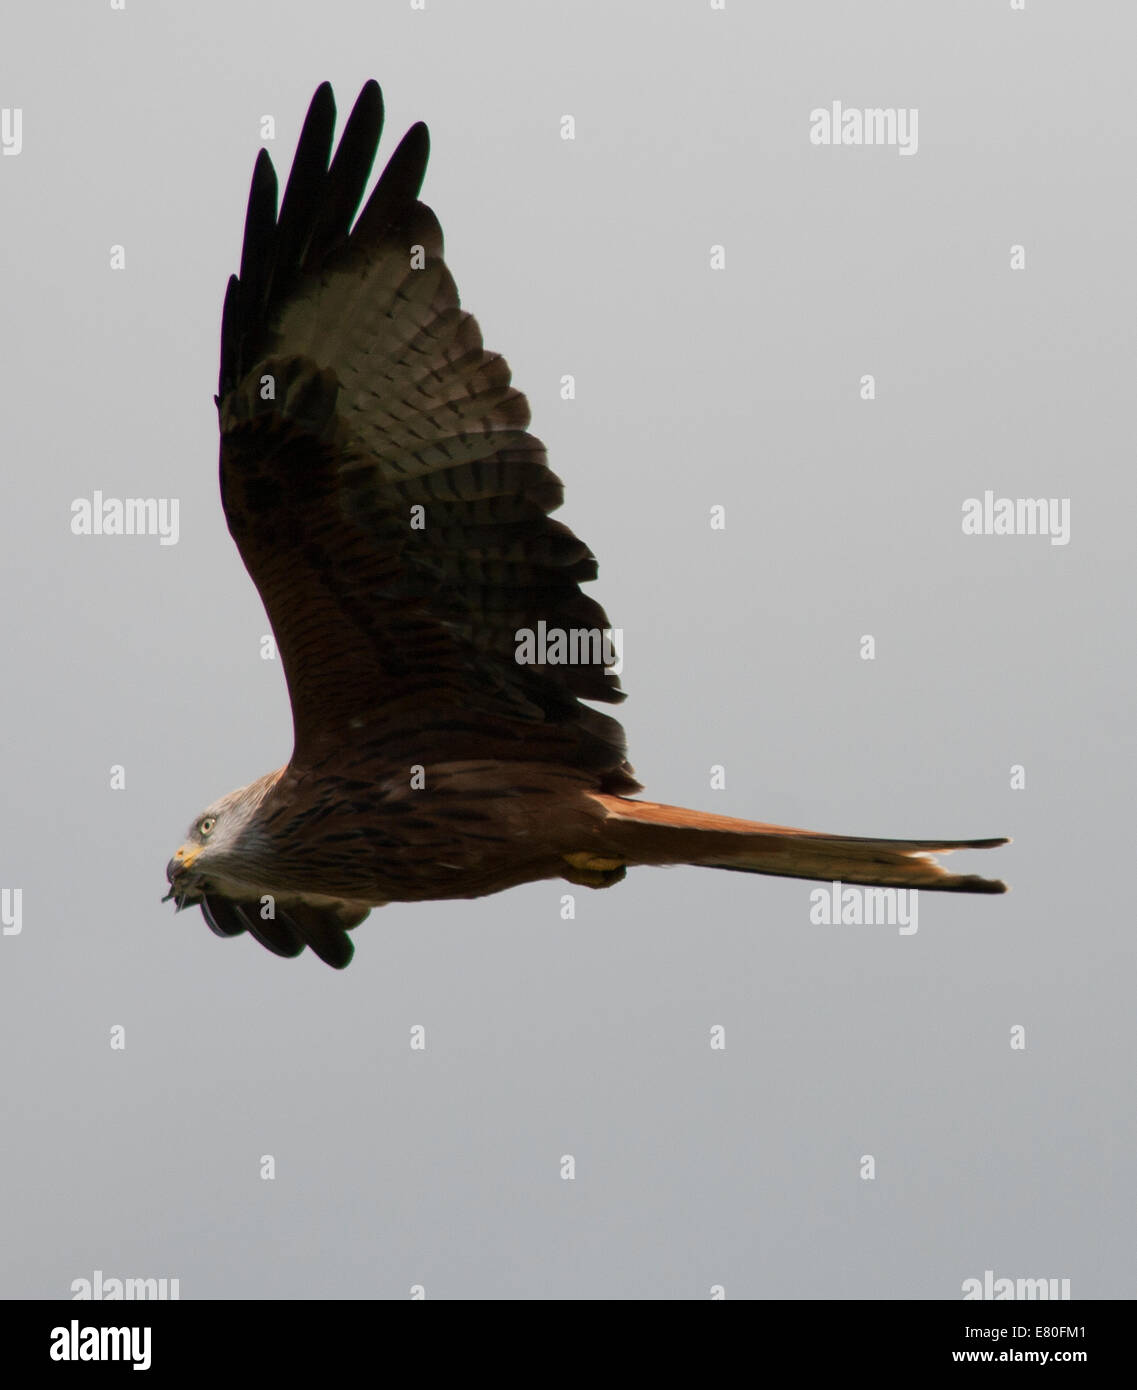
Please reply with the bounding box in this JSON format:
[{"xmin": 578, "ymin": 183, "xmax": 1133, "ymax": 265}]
[{"xmin": 164, "ymin": 81, "xmax": 1006, "ymax": 968}]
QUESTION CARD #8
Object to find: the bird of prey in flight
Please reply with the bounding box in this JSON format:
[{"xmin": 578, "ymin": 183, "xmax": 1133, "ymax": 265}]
[{"xmin": 164, "ymin": 81, "xmax": 1007, "ymax": 968}]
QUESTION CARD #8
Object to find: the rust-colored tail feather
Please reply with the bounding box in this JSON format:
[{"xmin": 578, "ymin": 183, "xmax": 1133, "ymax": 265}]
[{"xmin": 589, "ymin": 795, "xmax": 1008, "ymax": 893}]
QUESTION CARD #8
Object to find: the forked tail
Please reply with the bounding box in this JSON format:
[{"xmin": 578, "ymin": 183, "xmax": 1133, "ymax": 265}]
[{"xmin": 586, "ymin": 795, "xmax": 1008, "ymax": 893}]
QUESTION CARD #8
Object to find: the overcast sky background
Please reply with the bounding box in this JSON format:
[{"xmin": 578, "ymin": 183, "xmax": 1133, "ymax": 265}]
[{"xmin": 1, "ymin": 0, "xmax": 1134, "ymax": 1299}]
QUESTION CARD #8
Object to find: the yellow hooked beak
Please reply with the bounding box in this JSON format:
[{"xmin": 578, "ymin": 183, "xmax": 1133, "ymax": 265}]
[{"xmin": 163, "ymin": 844, "xmax": 203, "ymax": 906}]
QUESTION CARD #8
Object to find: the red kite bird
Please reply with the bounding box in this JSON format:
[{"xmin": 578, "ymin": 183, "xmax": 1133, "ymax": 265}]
[{"xmin": 164, "ymin": 81, "xmax": 1007, "ymax": 968}]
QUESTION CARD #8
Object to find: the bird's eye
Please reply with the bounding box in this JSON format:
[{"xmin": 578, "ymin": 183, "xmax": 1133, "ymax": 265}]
[{"xmin": 199, "ymin": 817, "xmax": 216, "ymax": 836}]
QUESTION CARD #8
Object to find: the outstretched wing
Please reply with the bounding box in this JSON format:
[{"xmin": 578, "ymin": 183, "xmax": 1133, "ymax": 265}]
[{"xmin": 218, "ymin": 81, "xmax": 637, "ymax": 793}]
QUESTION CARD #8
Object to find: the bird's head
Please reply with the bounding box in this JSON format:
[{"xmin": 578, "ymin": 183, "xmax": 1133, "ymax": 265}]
[{"xmin": 163, "ymin": 784, "xmax": 267, "ymax": 910}]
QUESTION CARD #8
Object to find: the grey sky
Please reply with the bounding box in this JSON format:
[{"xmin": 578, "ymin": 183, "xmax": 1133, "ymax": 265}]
[{"xmin": 0, "ymin": 0, "xmax": 1133, "ymax": 1299}]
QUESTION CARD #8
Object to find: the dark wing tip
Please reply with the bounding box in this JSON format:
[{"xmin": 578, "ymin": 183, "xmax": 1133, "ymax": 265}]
[
  {"xmin": 221, "ymin": 80, "xmax": 409, "ymax": 399},
  {"xmin": 313, "ymin": 933, "xmax": 355, "ymax": 969},
  {"xmin": 199, "ymin": 895, "xmax": 247, "ymax": 938},
  {"xmin": 353, "ymin": 119, "xmax": 430, "ymax": 243},
  {"xmin": 309, "ymin": 80, "xmax": 387, "ymax": 263},
  {"xmin": 197, "ymin": 896, "xmax": 358, "ymax": 967},
  {"xmin": 236, "ymin": 151, "xmax": 278, "ymax": 286},
  {"xmin": 351, "ymin": 78, "xmax": 382, "ymax": 121},
  {"xmin": 276, "ymin": 903, "xmax": 360, "ymax": 969}
]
